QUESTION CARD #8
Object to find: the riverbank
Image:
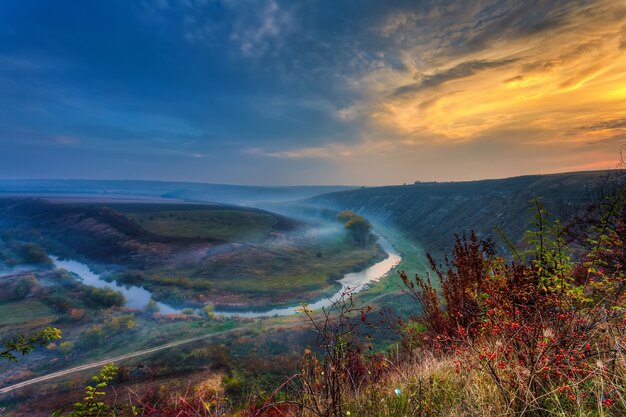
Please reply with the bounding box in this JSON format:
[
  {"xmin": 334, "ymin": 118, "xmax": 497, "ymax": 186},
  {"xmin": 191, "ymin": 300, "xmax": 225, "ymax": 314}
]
[{"xmin": 48, "ymin": 233, "xmax": 401, "ymax": 319}]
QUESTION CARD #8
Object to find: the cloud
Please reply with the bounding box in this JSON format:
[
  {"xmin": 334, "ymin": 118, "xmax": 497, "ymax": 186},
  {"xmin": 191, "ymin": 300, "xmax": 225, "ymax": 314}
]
[
  {"xmin": 338, "ymin": 0, "xmax": 626, "ymax": 147},
  {"xmin": 2, "ymin": 0, "xmax": 625, "ymax": 184},
  {"xmin": 391, "ymin": 58, "xmax": 518, "ymax": 97},
  {"xmin": 245, "ymin": 134, "xmax": 400, "ymax": 160},
  {"xmin": 228, "ymin": 0, "xmax": 292, "ymax": 57},
  {"xmin": 141, "ymin": 0, "xmax": 292, "ymax": 57},
  {"xmin": 579, "ymin": 117, "xmax": 626, "ymax": 131},
  {"xmin": 51, "ymin": 135, "xmax": 79, "ymax": 145},
  {"xmin": 246, "ymin": 145, "xmax": 349, "ymax": 159}
]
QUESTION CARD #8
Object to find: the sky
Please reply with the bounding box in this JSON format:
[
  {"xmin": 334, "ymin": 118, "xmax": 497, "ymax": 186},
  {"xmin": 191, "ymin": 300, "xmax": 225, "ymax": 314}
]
[{"xmin": 0, "ymin": 0, "xmax": 625, "ymax": 185}]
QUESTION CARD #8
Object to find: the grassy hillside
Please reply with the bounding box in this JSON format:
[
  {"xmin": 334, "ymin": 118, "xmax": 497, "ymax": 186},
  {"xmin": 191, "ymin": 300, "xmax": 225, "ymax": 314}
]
[
  {"xmin": 0, "ymin": 199, "xmax": 384, "ymax": 307},
  {"xmin": 116, "ymin": 203, "xmax": 295, "ymax": 243},
  {"xmin": 305, "ymin": 170, "xmax": 620, "ymax": 254},
  {"xmin": 122, "ymin": 208, "xmax": 279, "ymax": 243}
]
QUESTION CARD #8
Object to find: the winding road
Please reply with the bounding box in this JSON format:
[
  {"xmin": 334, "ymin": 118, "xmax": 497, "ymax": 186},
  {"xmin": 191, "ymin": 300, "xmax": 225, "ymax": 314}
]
[{"xmin": 0, "ymin": 328, "xmax": 237, "ymax": 396}]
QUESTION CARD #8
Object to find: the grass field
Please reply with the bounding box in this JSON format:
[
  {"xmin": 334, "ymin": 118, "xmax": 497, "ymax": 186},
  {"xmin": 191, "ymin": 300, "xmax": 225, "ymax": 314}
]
[
  {"xmin": 110, "ymin": 204, "xmax": 386, "ymax": 304},
  {"xmin": 0, "ymin": 300, "xmax": 57, "ymax": 327},
  {"xmin": 137, "ymin": 229, "xmax": 385, "ymax": 306},
  {"xmin": 122, "ymin": 209, "xmax": 280, "ymax": 243},
  {"xmin": 355, "ymin": 225, "xmax": 432, "ymax": 317}
]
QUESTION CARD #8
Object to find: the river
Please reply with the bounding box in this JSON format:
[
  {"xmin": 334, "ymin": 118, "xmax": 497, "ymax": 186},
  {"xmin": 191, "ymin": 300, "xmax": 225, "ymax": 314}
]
[
  {"xmin": 50, "ymin": 234, "xmax": 402, "ymax": 318},
  {"xmin": 50, "ymin": 256, "xmax": 180, "ymax": 314}
]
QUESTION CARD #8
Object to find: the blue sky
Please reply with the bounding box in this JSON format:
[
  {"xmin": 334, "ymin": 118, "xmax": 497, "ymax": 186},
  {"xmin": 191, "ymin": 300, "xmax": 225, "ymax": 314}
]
[{"xmin": 1, "ymin": 0, "xmax": 625, "ymax": 185}]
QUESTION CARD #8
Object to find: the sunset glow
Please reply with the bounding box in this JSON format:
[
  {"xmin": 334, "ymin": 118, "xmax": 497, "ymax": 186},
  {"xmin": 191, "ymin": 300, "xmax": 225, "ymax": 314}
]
[{"xmin": 1, "ymin": 1, "xmax": 625, "ymax": 184}]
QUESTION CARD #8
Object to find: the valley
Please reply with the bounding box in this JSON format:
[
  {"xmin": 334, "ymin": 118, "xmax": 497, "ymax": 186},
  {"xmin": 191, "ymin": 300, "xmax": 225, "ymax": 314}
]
[
  {"xmin": 0, "ymin": 198, "xmax": 385, "ymax": 308},
  {"xmin": 0, "ymin": 171, "xmax": 621, "ymax": 416},
  {"xmin": 0, "ymin": 190, "xmax": 393, "ymax": 415},
  {"xmin": 302, "ymin": 170, "xmax": 612, "ymax": 254}
]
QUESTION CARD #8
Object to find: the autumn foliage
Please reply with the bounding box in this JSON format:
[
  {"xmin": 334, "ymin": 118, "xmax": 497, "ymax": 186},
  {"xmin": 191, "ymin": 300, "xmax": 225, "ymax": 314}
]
[
  {"xmin": 32, "ymin": 188, "xmax": 626, "ymax": 417},
  {"xmin": 400, "ymin": 197, "xmax": 626, "ymax": 414}
]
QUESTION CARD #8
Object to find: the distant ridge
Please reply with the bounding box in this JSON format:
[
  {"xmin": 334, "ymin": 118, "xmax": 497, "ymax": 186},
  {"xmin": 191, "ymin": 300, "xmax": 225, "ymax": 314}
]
[
  {"xmin": 305, "ymin": 170, "xmax": 625, "ymax": 254},
  {"xmin": 0, "ymin": 179, "xmax": 356, "ymax": 205},
  {"xmin": 3, "ymin": 171, "xmax": 623, "ymax": 254}
]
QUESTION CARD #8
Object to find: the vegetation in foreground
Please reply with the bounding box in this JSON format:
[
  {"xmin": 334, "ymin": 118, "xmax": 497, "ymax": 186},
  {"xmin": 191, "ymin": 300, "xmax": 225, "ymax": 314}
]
[{"xmin": 6, "ymin": 178, "xmax": 624, "ymax": 416}]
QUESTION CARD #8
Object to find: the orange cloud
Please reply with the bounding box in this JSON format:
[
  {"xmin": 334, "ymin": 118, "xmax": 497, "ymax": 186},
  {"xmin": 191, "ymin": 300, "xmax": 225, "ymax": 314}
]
[
  {"xmin": 249, "ymin": 1, "xmax": 626, "ymax": 184},
  {"xmin": 346, "ymin": 0, "xmax": 626, "ymax": 150}
]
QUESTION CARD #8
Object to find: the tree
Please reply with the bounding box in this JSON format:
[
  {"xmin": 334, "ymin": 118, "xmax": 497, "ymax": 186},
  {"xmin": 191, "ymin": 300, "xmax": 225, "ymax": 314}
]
[
  {"xmin": 1, "ymin": 327, "xmax": 62, "ymax": 362},
  {"xmin": 203, "ymin": 303, "xmax": 215, "ymax": 319},
  {"xmin": 144, "ymin": 298, "xmax": 160, "ymax": 314},
  {"xmin": 13, "ymin": 274, "xmax": 37, "ymax": 299},
  {"xmin": 52, "ymin": 364, "xmax": 121, "ymax": 417},
  {"xmin": 19, "ymin": 243, "xmax": 52, "ymax": 265},
  {"xmin": 86, "ymin": 287, "xmax": 125, "ymax": 307},
  {"xmin": 336, "ymin": 211, "xmax": 372, "ymax": 247}
]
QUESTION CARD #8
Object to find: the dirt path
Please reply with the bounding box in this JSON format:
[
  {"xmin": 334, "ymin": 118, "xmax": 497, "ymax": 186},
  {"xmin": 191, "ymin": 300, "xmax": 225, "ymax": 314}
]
[{"xmin": 0, "ymin": 328, "xmax": 236, "ymax": 396}]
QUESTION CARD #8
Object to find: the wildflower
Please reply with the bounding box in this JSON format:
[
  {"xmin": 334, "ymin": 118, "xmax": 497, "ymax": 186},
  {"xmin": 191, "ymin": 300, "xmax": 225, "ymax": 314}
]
[{"xmin": 394, "ymin": 388, "xmax": 401, "ymax": 396}]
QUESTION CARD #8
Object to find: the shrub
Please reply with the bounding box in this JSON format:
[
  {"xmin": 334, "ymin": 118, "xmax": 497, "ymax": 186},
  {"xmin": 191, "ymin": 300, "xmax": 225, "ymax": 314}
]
[
  {"xmin": 399, "ymin": 199, "xmax": 626, "ymax": 415},
  {"xmin": 295, "ymin": 294, "xmax": 383, "ymax": 417},
  {"xmin": 203, "ymin": 303, "xmax": 215, "ymax": 319},
  {"xmin": 19, "ymin": 243, "xmax": 52, "ymax": 265},
  {"xmin": 69, "ymin": 308, "xmax": 86, "ymax": 321},
  {"xmin": 76, "ymin": 314, "xmax": 135, "ymax": 350},
  {"xmin": 144, "ymin": 298, "xmax": 160, "ymax": 314},
  {"xmin": 13, "ymin": 274, "xmax": 37, "ymax": 299},
  {"xmin": 59, "ymin": 341, "xmax": 74, "ymax": 354},
  {"xmin": 85, "ymin": 287, "xmax": 125, "ymax": 307}
]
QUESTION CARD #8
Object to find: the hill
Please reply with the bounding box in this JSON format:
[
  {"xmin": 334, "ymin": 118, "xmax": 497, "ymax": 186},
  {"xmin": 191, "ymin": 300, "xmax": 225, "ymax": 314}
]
[
  {"xmin": 0, "ymin": 179, "xmax": 355, "ymax": 205},
  {"xmin": 304, "ymin": 170, "xmax": 622, "ymax": 254},
  {"xmin": 0, "ymin": 199, "xmax": 298, "ymax": 264},
  {"xmin": 0, "ymin": 198, "xmax": 383, "ymax": 308}
]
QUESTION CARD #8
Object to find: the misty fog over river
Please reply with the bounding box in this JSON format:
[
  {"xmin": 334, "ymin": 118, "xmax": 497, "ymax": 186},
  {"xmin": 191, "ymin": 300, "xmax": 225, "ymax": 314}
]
[{"xmin": 49, "ymin": 234, "xmax": 401, "ymax": 318}]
